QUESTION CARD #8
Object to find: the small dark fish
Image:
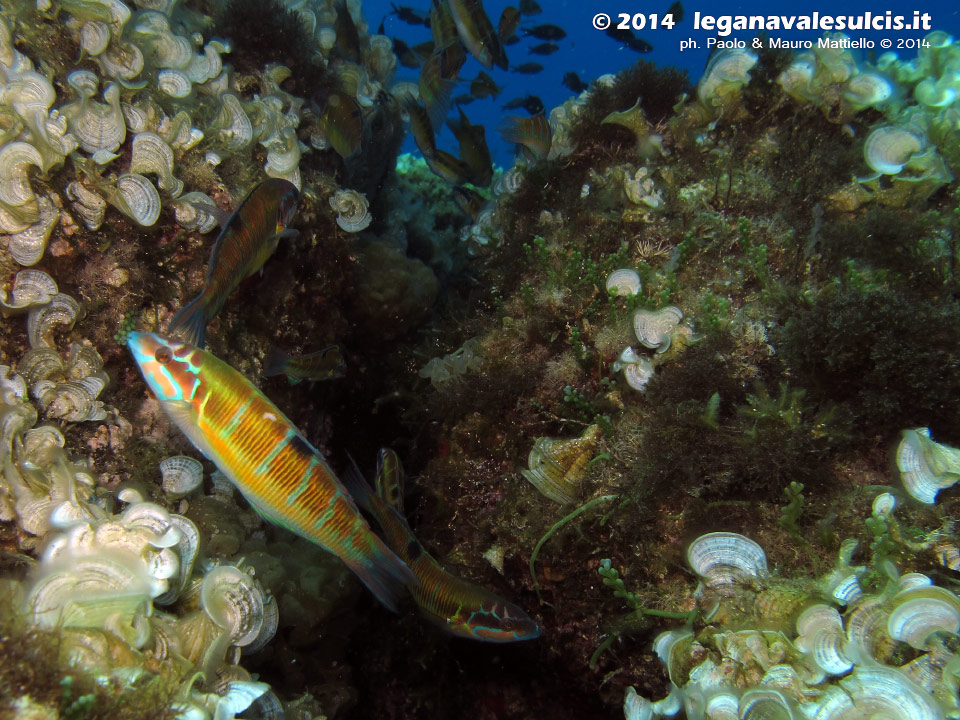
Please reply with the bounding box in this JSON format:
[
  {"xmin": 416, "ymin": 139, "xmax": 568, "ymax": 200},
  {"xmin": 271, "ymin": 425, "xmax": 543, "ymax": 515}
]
[
  {"xmin": 503, "ymin": 35, "xmax": 521, "ymax": 45},
  {"xmin": 343, "ymin": 450, "xmax": 541, "ymax": 643},
  {"xmin": 518, "ymin": 0, "xmax": 541, "ymax": 15},
  {"xmin": 511, "ymin": 62, "xmax": 543, "ymax": 74},
  {"xmin": 448, "ymin": 0, "xmax": 508, "ymax": 71},
  {"xmin": 393, "ymin": 38, "xmax": 423, "ymax": 68},
  {"xmin": 321, "ymin": 92, "xmax": 364, "ymax": 159},
  {"xmin": 502, "ymin": 94, "xmax": 544, "ymax": 115},
  {"xmin": 470, "ymin": 70, "xmax": 502, "ymax": 99},
  {"xmin": 497, "ymin": 6, "xmax": 520, "ymax": 41},
  {"xmin": 419, "ymin": 52, "xmax": 456, "ymax": 128},
  {"xmin": 562, "ymin": 71, "xmax": 589, "ymax": 93},
  {"xmin": 167, "ymin": 179, "xmax": 300, "ymax": 348},
  {"xmin": 499, "ymin": 114, "xmax": 551, "ymax": 160},
  {"xmin": 447, "ymin": 106, "xmax": 492, "ymax": 187},
  {"xmin": 528, "ymin": 42, "xmax": 558, "ymax": 55},
  {"xmin": 454, "ymin": 93, "xmax": 477, "ymax": 105},
  {"xmin": 667, "ymin": 1, "xmax": 684, "ymax": 23},
  {"xmin": 263, "ymin": 345, "xmax": 346, "ymax": 383},
  {"xmin": 604, "ymin": 26, "xmax": 653, "ymax": 52},
  {"xmin": 453, "ymin": 186, "xmax": 486, "ymax": 220},
  {"xmin": 403, "ymin": 95, "xmax": 438, "ymax": 159},
  {"xmin": 521, "ymin": 23, "xmax": 565, "ymax": 40},
  {"xmin": 334, "ymin": 0, "xmax": 361, "ymax": 63},
  {"xmin": 426, "ymin": 149, "xmax": 472, "ymax": 185},
  {"xmin": 391, "ymin": 3, "xmax": 429, "ymax": 26}
]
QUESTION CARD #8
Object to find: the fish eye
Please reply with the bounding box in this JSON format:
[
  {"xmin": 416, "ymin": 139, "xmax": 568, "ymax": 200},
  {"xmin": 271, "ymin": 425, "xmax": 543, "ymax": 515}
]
[{"xmin": 155, "ymin": 346, "xmax": 172, "ymax": 364}]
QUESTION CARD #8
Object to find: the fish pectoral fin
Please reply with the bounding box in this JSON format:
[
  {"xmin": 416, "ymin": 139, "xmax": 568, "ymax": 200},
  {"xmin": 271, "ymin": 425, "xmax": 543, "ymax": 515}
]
[
  {"xmin": 240, "ymin": 489, "xmax": 296, "ymax": 532},
  {"xmin": 274, "ymin": 229, "xmax": 300, "ymax": 241}
]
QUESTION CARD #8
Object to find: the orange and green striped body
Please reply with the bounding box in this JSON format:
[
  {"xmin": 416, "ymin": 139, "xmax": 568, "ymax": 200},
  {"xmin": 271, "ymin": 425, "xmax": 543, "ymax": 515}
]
[
  {"xmin": 345, "ymin": 449, "xmax": 540, "ymax": 642},
  {"xmin": 127, "ymin": 332, "xmax": 413, "ymax": 611},
  {"xmin": 167, "ymin": 178, "xmax": 300, "ymax": 349}
]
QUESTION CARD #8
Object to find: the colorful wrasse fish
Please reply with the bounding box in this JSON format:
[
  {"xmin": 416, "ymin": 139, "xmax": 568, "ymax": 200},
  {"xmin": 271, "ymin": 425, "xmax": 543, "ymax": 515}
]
[
  {"xmin": 344, "ymin": 449, "xmax": 540, "ymax": 642},
  {"xmin": 447, "ymin": 0, "xmax": 508, "ymax": 71},
  {"xmin": 418, "ymin": 53, "xmax": 456, "ymax": 129},
  {"xmin": 263, "ymin": 345, "xmax": 346, "ymax": 383},
  {"xmin": 429, "ymin": 0, "xmax": 459, "ymax": 53},
  {"xmin": 426, "ymin": 149, "xmax": 472, "ymax": 186},
  {"xmin": 499, "ymin": 115, "xmax": 552, "ymax": 160},
  {"xmin": 127, "ymin": 332, "xmax": 415, "ymax": 611},
  {"xmin": 447, "ymin": 107, "xmax": 492, "ymax": 187},
  {"xmin": 321, "ymin": 92, "xmax": 364, "ymax": 159},
  {"xmin": 167, "ymin": 179, "xmax": 300, "ymax": 349},
  {"xmin": 452, "ymin": 186, "xmax": 486, "ymax": 220},
  {"xmin": 497, "ymin": 5, "xmax": 520, "ymax": 41},
  {"xmin": 469, "ymin": 70, "xmax": 501, "ymax": 100}
]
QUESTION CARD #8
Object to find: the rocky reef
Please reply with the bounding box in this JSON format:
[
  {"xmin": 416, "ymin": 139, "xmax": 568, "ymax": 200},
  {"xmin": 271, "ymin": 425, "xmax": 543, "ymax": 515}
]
[{"xmin": 2, "ymin": 0, "xmax": 960, "ymax": 718}]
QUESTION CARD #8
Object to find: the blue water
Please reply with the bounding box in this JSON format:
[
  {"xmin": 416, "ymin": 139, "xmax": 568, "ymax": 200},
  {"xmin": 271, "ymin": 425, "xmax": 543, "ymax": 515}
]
[{"xmin": 367, "ymin": 0, "xmax": 960, "ymax": 168}]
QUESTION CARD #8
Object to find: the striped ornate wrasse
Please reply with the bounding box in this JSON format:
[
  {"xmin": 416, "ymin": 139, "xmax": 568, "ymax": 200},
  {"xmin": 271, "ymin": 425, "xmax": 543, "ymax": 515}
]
[
  {"xmin": 344, "ymin": 448, "xmax": 540, "ymax": 642},
  {"xmin": 167, "ymin": 178, "xmax": 300, "ymax": 349},
  {"xmin": 127, "ymin": 332, "xmax": 414, "ymax": 611}
]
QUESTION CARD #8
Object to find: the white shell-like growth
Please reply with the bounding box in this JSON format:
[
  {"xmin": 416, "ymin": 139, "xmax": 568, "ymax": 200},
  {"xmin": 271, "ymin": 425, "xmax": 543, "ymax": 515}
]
[
  {"xmin": 159, "ymin": 455, "xmax": 204, "ymax": 498},
  {"xmin": 156, "ymin": 68, "xmax": 192, "ymax": 98},
  {"xmin": 170, "ymin": 192, "xmax": 219, "ymax": 233},
  {"xmin": 795, "ymin": 604, "xmax": 854, "ymax": 676},
  {"xmin": 27, "ymin": 293, "xmax": 80, "ymax": 349},
  {"xmin": 606, "ymin": 268, "xmax": 642, "ymax": 296},
  {"xmin": 115, "ymin": 173, "xmax": 162, "ymax": 226},
  {"xmin": 0, "ymin": 141, "xmax": 44, "ymax": 232},
  {"xmin": 844, "ymin": 73, "xmax": 893, "ymax": 110},
  {"xmin": 7, "ymin": 195, "xmax": 59, "ymax": 266},
  {"xmin": 185, "ymin": 44, "xmax": 223, "ymax": 84},
  {"xmin": 634, "ymin": 306, "xmax": 684, "ymax": 353},
  {"xmin": 887, "ymin": 585, "xmax": 960, "ymax": 649},
  {"xmin": 200, "ymin": 565, "xmax": 265, "ymax": 647},
  {"xmin": 212, "ymin": 93, "xmax": 253, "ymax": 150},
  {"xmin": 329, "ymin": 188, "xmax": 372, "ymax": 233},
  {"xmin": 864, "ymin": 126, "xmax": 924, "ymax": 175},
  {"xmin": 264, "ymin": 126, "xmax": 301, "ymax": 182},
  {"xmin": 612, "ymin": 347, "xmax": 656, "ymax": 392},
  {"xmin": 521, "ymin": 424, "xmax": 601, "ymax": 505},
  {"xmin": 62, "ymin": 81, "xmax": 126, "ymax": 155},
  {"xmin": 697, "ymin": 48, "xmax": 758, "ymax": 108},
  {"xmin": 78, "ymin": 20, "xmax": 110, "ymax": 55},
  {"xmin": 65, "ymin": 180, "xmax": 107, "ymax": 230},
  {"xmin": 839, "ymin": 667, "xmax": 941, "ymax": 720},
  {"xmin": 687, "ymin": 532, "xmax": 767, "ymax": 589},
  {"xmin": 897, "ymin": 428, "xmax": 960, "ymax": 504},
  {"xmin": 130, "ymin": 132, "xmax": 182, "ymax": 197},
  {"xmin": 0, "ymin": 269, "xmax": 57, "ymax": 316},
  {"xmin": 872, "ymin": 492, "xmax": 897, "ymax": 517}
]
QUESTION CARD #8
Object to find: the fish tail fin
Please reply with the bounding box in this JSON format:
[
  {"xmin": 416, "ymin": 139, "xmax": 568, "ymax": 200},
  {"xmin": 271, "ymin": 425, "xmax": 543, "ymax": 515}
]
[
  {"xmin": 167, "ymin": 292, "xmax": 210, "ymax": 348},
  {"xmin": 425, "ymin": 76, "xmax": 456, "ymax": 129},
  {"xmin": 339, "ymin": 455, "xmax": 417, "ymax": 612},
  {"xmin": 262, "ymin": 347, "xmax": 290, "ymax": 377},
  {"xmin": 497, "ymin": 116, "xmax": 526, "ymax": 145},
  {"xmin": 346, "ymin": 532, "xmax": 416, "ymax": 612},
  {"xmin": 342, "ymin": 453, "xmax": 377, "ymax": 514}
]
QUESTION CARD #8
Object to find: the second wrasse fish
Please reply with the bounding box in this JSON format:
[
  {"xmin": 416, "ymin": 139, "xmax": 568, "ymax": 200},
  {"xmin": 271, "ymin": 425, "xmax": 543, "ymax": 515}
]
[
  {"xmin": 344, "ymin": 449, "xmax": 540, "ymax": 642},
  {"xmin": 499, "ymin": 114, "xmax": 552, "ymax": 160},
  {"xmin": 127, "ymin": 332, "xmax": 415, "ymax": 611},
  {"xmin": 263, "ymin": 345, "xmax": 346, "ymax": 383},
  {"xmin": 447, "ymin": 0, "xmax": 508, "ymax": 71},
  {"xmin": 167, "ymin": 178, "xmax": 299, "ymax": 349}
]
